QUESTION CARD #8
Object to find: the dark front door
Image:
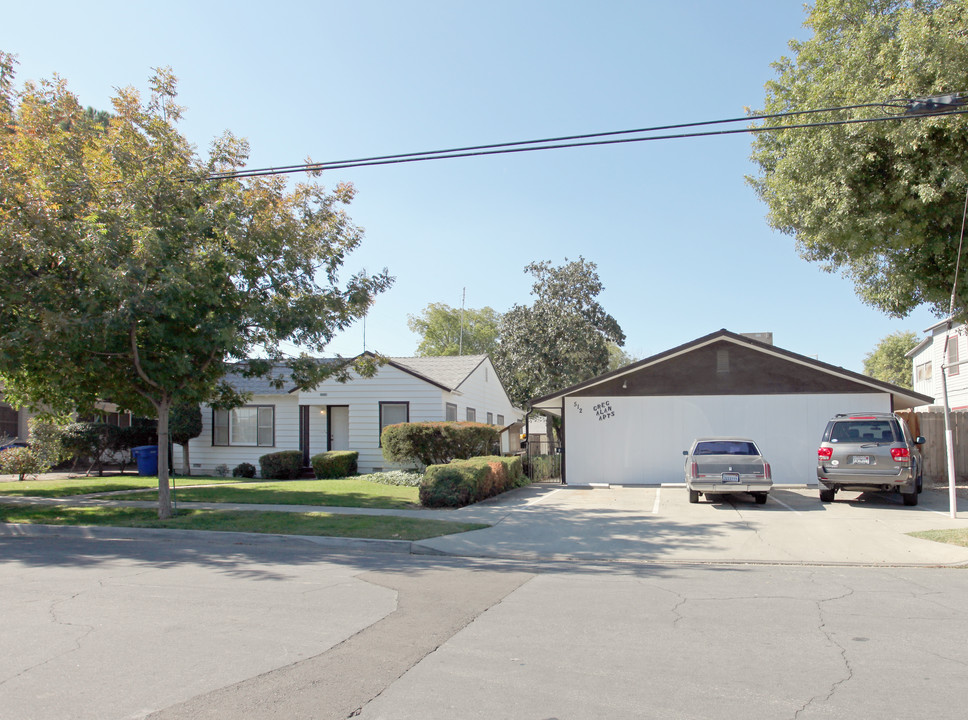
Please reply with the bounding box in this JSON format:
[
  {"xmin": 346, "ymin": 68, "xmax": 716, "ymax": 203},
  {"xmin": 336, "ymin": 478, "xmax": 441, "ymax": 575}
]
[{"xmin": 299, "ymin": 405, "xmax": 310, "ymax": 466}]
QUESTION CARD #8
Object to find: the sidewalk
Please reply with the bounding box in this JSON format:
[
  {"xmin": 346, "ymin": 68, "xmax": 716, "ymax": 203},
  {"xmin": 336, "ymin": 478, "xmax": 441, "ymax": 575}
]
[{"xmin": 3, "ymin": 482, "xmax": 968, "ymax": 566}]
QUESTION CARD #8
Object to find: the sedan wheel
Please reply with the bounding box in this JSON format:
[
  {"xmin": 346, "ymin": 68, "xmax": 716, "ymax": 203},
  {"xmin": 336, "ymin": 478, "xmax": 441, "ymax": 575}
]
[
  {"xmin": 754, "ymin": 493, "xmax": 768, "ymax": 505},
  {"xmin": 688, "ymin": 489, "xmax": 700, "ymax": 504}
]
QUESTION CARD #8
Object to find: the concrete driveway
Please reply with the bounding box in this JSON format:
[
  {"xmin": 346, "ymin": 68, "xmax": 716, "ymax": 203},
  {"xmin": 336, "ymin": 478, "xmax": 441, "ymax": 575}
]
[{"xmin": 417, "ymin": 484, "xmax": 968, "ymax": 565}]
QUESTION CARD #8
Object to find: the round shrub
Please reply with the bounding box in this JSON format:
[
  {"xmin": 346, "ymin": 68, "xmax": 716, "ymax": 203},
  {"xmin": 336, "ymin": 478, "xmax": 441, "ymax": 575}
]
[{"xmin": 232, "ymin": 462, "xmax": 256, "ymax": 478}]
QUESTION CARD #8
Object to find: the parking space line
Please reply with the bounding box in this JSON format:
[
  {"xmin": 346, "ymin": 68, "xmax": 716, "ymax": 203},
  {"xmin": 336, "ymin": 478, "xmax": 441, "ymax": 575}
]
[
  {"xmin": 769, "ymin": 495, "xmax": 802, "ymax": 514},
  {"xmin": 652, "ymin": 487, "xmax": 661, "ymax": 515}
]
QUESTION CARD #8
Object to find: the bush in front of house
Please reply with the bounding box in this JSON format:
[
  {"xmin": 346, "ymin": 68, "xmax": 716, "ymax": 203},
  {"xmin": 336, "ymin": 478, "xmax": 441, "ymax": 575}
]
[
  {"xmin": 381, "ymin": 422, "xmax": 500, "ymax": 468},
  {"xmin": 258, "ymin": 450, "xmax": 304, "ymax": 480},
  {"xmin": 232, "ymin": 462, "xmax": 256, "ymax": 478},
  {"xmin": 419, "ymin": 455, "xmax": 525, "ymax": 508},
  {"xmin": 365, "ymin": 470, "xmax": 423, "ymax": 487},
  {"xmin": 0, "ymin": 446, "xmax": 47, "ymax": 481},
  {"xmin": 311, "ymin": 451, "xmax": 358, "ymax": 479}
]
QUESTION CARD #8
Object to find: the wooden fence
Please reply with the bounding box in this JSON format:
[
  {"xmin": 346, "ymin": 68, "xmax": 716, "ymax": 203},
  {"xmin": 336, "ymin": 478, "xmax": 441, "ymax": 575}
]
[{"xmin": 898, "ymin": 410, "xmax": 968, "ymax": 482}]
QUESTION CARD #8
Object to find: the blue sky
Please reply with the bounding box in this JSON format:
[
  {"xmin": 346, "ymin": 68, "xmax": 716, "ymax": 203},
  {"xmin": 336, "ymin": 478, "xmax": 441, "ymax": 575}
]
[{"xmin": 1, "ymin": 1, "xmax": 942, "ymax": 373}]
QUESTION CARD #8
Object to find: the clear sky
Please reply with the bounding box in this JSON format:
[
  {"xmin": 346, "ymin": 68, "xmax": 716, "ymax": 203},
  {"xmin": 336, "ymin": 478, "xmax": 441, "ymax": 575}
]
[{"xmin": 1, "ymin": 1, "xmax": 942, "ymax": 373}]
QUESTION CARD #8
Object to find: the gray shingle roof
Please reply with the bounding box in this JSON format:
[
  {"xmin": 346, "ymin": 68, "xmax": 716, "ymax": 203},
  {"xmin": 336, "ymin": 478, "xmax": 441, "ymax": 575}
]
[
  {"xmin": 388, "ymin": 355, "xmax": 487, "ymax": 391},
  {"xmin": 222, "ymin": 355, "xmax": 488, "ymax": 395}
]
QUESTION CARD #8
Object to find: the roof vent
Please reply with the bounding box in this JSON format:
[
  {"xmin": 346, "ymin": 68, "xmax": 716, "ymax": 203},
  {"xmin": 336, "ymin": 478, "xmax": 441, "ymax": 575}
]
[{"xmin": 717, "ymin": 349, "xmax": 729, "ymax": 374}]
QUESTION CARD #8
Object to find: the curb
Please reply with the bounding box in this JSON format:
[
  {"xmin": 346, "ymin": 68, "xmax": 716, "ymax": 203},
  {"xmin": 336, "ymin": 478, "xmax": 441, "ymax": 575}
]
[{"xmin": 0, "ymin": 522, "xmax": 450, "ymax": 556}]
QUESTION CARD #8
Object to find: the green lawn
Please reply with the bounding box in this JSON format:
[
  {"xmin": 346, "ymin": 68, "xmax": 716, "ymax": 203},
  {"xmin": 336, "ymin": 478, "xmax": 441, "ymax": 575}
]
[
  {"xmin": 112, "ymin": 478, "xmax": 420, "ymax": 509},
  {"xmin": 908, "ymin": 528, "xmax": 968, "ymax": 548},
  {"xmin": 0, "ymin": 476, "xmax": 246, "ymax": 498},
  {"xmin": 0, "ymin": 504, "xmax": 485, "ymax": 540}
]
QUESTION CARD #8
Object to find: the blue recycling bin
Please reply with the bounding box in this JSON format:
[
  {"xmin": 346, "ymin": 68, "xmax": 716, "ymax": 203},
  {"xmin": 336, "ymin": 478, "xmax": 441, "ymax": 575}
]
[{"xmin": 132, "ymin": 445, "xmax": 158, "ymax": 476}]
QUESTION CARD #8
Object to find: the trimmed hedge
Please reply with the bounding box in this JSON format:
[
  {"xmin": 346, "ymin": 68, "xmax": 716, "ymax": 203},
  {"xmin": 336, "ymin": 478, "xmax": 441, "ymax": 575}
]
[
  {"xmin": 311, "ymin": 451, "xmax": 359, "ymax": 479},
  {"xmin": 258, "ymin": 450, "xmax": 304, "ymax": 480},
  {"xmin": 232, "ymin": 462, "xmax": 256, "ymax": 478},
  {"xmin": 419, "ymin": 455, "xmax": 525, "ymax": 508},
  {"xmin": 381, "ymin": 422, "xmax": 499, "ymax": 468}
]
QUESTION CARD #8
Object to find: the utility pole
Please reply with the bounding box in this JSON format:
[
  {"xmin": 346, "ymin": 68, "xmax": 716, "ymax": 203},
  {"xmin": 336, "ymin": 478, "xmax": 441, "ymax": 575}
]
[{"xmin": 459, "ymin": 287, "xmax": 466, "ymax": 356}]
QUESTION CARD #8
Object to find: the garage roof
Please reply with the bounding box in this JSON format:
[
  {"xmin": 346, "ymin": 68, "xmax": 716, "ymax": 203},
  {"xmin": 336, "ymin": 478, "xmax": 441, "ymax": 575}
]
[{"xmin": 529, "ymin": 329, "xmax": 933, "ymax": 414}]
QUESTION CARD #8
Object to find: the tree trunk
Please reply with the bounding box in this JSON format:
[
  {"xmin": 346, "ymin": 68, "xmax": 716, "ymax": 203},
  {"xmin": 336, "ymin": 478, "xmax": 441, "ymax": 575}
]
[
  {"xmin": 181, "ymin": 441, "xmax": 191, "ymax": 476},
  {"xmin": 157, "ymin": 398, "xmax": 172, "ymax": 519}
]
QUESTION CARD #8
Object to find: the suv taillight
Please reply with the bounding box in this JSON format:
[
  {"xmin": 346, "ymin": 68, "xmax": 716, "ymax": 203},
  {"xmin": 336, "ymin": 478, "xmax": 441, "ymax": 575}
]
[
  {"xmin": 690, "ymin": 461, "xmax": 699, "ymax": 478},
  {"xmin": 890, "ymin": 447, "xmax": 910, "ymax": 462},
  {"xmin": 818, "ymin": 447, "xmax": 833, "ymax": 461}
]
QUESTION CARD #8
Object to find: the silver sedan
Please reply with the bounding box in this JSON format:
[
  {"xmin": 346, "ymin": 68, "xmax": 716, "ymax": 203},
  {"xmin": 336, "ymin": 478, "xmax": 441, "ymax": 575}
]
[{"xmin": 683, "ymin": 437, "xmax": 772, "ymax": 504}]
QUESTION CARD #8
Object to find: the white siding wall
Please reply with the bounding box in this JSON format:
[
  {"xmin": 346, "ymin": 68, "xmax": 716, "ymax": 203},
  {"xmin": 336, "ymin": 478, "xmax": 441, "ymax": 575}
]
[
  {"xmin": 173, "ymin": 395, "xmax": 299, "ymax": 476},
  {"xmin": 564, "ymin": 393, "xmax": 891, "ymax": 486},
  {"xmin": 914, "ymin": 328, "xmax": 968, "ymax": 408},
  {"xmin": 296, "ymin": 364, "xmax": 446, "ymax": 473},
  {"xmin": 447, "ymin": 358, "xmax": 520, "ymax": 429}
]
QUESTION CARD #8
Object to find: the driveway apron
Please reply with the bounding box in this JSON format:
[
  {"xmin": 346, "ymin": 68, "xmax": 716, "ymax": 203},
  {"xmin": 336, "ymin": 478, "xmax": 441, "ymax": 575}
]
[{"xmin": 416, "ymin": 484, "xmax": 968, "ymax": 565}]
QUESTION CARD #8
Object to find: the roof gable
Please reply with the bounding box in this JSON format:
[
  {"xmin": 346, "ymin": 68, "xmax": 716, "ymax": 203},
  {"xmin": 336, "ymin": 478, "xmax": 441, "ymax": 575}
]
[{"xmin": 530, "ymin": 329, "xmax": 934, "ymax": 409}]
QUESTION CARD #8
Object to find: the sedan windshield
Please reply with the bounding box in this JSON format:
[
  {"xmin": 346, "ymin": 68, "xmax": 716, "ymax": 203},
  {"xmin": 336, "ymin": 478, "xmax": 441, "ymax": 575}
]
[{"xmin": 694, "ymin": 441, "xmax": 758, "ymax": 456}]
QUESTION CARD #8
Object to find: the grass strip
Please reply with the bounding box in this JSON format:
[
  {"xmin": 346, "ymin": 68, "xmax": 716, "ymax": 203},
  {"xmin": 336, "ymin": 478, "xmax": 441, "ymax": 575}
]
[
  {"xmin": 0, "ymin": 505, "xmax": 486, "ymax": 540},
  {"xmin": 112, "ymin": 478, "xmax": 420, "ymax": 509},
  {"xmin": 908, "ymin": 528, "xmax": 968, "ymax": 548},
  {"xmin": 0, "ymin": 476, "xmax": 245, "ymax": 498}
]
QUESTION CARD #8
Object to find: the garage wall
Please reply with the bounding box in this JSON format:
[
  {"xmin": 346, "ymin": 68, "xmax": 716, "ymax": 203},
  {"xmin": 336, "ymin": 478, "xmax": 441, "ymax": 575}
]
[{"xmin": 564, "ymin": 393, "xmax": 891, "ymax": 485}]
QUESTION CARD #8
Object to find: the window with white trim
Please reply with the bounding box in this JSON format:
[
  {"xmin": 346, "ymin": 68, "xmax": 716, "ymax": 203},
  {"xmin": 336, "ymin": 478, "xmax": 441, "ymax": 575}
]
[
  {"xmin": 487, "ymin": 412, "xmax": 494, "ymax": 425},
  {"xmin": 379, "ymin": 401, "xmax": 409, "ymax": 444},
  {"xmin": 446, "ymin": 403, "xmax": 457, "ymax": 421},
  {"xmin": 466, "ymin": 407, "xmax": 476, "ymax": 422},
  {"xmin": 213, "ymin": 406, "xmax": 274, "ymax": 447},
  {"xmin": 497, "ymin": 414, "xmax": 505, "ymax": 426},
  {"xmin": 949, "ymin": 337, "xmax": 960, "ymax": 376}
]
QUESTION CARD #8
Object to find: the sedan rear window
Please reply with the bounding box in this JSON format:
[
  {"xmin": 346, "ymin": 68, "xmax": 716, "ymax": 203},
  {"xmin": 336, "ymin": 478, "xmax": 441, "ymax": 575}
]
[
  {"xmin": 829, "ymin": 421, "xmax": 897, "ymax": 443},
  {"xmin": 694, "ymin": 441, "xmax": 758, "ymax": 455}
]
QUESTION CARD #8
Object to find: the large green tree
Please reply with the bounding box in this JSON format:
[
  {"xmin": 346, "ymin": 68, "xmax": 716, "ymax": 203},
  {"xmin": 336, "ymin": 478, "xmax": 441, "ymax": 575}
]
[
  {"xmin": 407, "ymin": 302, "xmax": 501, "ymax": 356},
  {"xmin": 493, "ymin": 257, "xmax": 625, "ymax": 407},
  {"xmin": 749, "ymin": 0, "xmax": 968, "ymax": 319},
  {"xmin": 863, "ymin": 330, "xmax": 919, "ymax": 388},
  {"xmin": 0, "ymin": 54, "xmax": 392, "ymax": 517}
]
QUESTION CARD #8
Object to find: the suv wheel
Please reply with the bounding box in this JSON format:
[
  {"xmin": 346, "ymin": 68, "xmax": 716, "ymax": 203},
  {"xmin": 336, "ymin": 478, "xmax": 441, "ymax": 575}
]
[
  {"xmin": 902, "ymin": 489, "xmax": 918, "ymax": 506},
  {"xmin": 819, "ymin": 488, "xmax": 836, "ymax": 503}
]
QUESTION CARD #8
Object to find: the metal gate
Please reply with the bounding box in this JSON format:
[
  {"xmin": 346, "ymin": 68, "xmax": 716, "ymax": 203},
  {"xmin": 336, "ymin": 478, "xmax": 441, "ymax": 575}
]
[{"xmin": 525, "ymin": 432, "xmax": 563, "ymax": 483}]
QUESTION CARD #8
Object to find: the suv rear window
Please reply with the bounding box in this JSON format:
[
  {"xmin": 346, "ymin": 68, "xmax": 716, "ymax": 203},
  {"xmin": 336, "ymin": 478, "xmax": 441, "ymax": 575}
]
[
  {"xmin": 828, "ymin": 420, "xmax": 898, "ymax": 443},
  {"xmin": 694, "ymin": 441, "xmax": 758, "ymax": 455}
]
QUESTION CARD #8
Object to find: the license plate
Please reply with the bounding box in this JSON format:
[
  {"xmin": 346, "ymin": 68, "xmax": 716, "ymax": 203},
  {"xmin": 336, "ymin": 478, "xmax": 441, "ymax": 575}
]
[
  {"xmin": 852, "ymin": 456, "xmax": 870, "ymax": 465},
  {"xmin": 721, "ymin": 473, "xmax": 741, "ymax": 483}
]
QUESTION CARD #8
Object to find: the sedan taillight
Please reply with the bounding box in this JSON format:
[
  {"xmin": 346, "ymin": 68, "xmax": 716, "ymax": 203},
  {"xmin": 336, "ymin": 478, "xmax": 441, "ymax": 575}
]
[
  {"xmin": 690, "ymin": 461, "xmax": 699, "ymax": 478},
  {"xmin": 818, "ymin": 447, "xmax": 833, "ymax": 461},
  {"xmin": 890, "ymin": 447, "xmax": 910, "ymax": 462},
  {"xmin": 764, "ymin": 462, "xmax": 772, "ymax": 480}
]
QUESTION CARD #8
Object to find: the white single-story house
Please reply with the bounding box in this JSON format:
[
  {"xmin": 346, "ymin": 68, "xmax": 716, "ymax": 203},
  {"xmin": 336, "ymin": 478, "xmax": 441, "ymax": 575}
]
[
  {"xmin": 906, "ymin": 319, "xmax": 968, "ymax": 409},
  {"xmin": 174, "ymin": 353, "xmax": 521, "ymax": 476},
  {"xmin": 528, "ymin": 329, "xmax": 933, "ymax": 486}
]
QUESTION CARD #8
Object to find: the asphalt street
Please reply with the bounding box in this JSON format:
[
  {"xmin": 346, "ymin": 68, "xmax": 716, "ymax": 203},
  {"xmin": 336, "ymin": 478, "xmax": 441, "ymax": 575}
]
[{"xmin": 2, "ymin": 484, "xmax": 968, "ymax": 719}]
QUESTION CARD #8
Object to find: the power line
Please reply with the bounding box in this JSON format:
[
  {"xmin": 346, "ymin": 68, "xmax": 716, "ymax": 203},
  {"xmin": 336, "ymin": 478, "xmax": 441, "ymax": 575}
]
[{"xmin": 204, "ymin": 96, "xmax": 968, "ymax": 181}]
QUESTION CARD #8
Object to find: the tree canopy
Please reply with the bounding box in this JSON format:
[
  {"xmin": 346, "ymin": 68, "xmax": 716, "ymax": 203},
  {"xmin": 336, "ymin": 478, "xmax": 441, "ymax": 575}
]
[
  {"xmin": 749, "ymin": 0, "xmax": 968, "ymax": 319},
  {"xmin": 0, "ymin": 54, "xmax": 392, "ymax": 516},
  {"xmin": 492, "ymin": 258, "xmax": 625, "ymax": 407},
  {"xmin": 862, "ymin": 330, "xmax": 919, "ymax": 388},
  {"xmin": 407, "ymin": 302, "xmax": 501, "ymax": 356}
]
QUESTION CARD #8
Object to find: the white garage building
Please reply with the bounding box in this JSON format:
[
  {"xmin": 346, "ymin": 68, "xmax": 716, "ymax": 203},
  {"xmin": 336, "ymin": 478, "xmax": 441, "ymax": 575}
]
[{"xmin": 528, "ymin": 330, "xmax": 933, "ymax": 486}]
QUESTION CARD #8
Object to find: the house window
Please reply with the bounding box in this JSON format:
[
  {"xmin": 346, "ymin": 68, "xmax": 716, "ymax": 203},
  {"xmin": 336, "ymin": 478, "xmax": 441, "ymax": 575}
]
[
  {"xmin": 487, "ymin": 412, "xmax": 494, "ymax": 425},
  {"xmin": 949, "ymin": 337, "xmax": 960, "ymax": 376},
  {"xmin": 379, "ymin": 401, "xmax": 409, "ymax": 444},
  {"xmin": 0, "ymin": 405, "xmax": 19, "ymax": 439},
  {"xmin": 446, "ymin": 403, "xmax": 457, "ymax": 421},
  {"xmin": 466, "ymin": 407, "xmax": 476, "ymax": 422},
  {"xmin": 213, "ymin": 406, "xmax": 274, "ymax": 447},
  {"xmin": 916, "ymin": 361, "xmax": 933, "ymax": 383},
  {"xmin": 497, "ymin": 414, "xmax": 505, "ymax": 426}
]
